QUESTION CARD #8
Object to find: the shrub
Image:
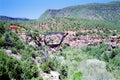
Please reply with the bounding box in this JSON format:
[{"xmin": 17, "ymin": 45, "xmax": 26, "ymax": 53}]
[
  {"xmin": 15, "ymin": 40, "xmax": 25, "ymax": 50},
  {"xmin": 0, "ymin": 21, "xmax": 9, "ymax": 35},
  {"xmin": 58, "ymin": 65, "xmax": 68, "ymax": 80},
  {"xmin": 4, "ymin": 33, "xmax": 15, "ymax": 47},
  {"xmin": 78, "ymin": 59, "xmax": 115, "ymax": 80},
  {"xmin": 11, "ymin": 47, "xmax": 17, "ymax": 54},
  {"xmin": 40, "ymin": 61, "xmax": 54, "ymax": 73},
  {"xmin": 74, "ymin": 57, "xmax": 82, "ymax": 62},
  {"xmin": 0, "ymin": 36, "xmax": 5, "ymax": 47},
  {"xmin": 73, "ymin": 71, "xmax": 83, "ymax": 80},
  {"xmin": 76, "ymin": 32, "xmax": 83, "ymax": 36},
  {"xmin": 0, "ymin": 50, "xmax": 40, "ymax": 79}
]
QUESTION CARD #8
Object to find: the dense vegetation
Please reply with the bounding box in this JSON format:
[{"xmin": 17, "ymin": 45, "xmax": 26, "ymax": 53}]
[
  {"xmin": 0, "ymin": 21, "xmax": 43, "ymax": 79},
  {"xmin": 81, "ymin": 44, "xmax": 120, "ymax": 79},
  {"xmin": 0, "ymin": 16, "xmax": 120, "ymax": 79},
  {"xmin": 0, "ymin": 50, "xmax": 40, "ymax": 80},
  {"xmin": 0, "ymin": 1, "xmax": 120, "ymax": 80},
  {"xmin": 36, "ymin": 17, "xmax": 120, "ymax": 37},
  {"xmin": 40, "ymin": 1, "xmax": 120, "ymax": 23}
]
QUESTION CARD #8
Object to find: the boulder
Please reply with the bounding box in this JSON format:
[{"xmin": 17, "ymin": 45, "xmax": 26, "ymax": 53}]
[
  {"xmin": 50, "ymin": 71, "xmax": 60, "ymax": 80},
  {"xmin": 41, "ymin": 71, "xmax": 60, "ymax": 80},
  {"xmin": 29, "ymin": 41, "xmax": 37, "ymax": 47},
  {"xmin": 6, "ymin": 49, "xmax": 21, "ymax": 60},
  {"xmin": 6, "ymin": 49, "xmax": 12, "ymax": 54}
]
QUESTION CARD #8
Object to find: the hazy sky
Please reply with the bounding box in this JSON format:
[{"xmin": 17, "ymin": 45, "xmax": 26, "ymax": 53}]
[{"xmin": 0, "ymin": 0, "xmax": 115, "ymax": 19}]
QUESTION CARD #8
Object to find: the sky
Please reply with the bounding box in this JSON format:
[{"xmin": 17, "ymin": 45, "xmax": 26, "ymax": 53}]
[{"xmin": 0, "ymin": 0, "xmax": 116, "ymax": 19}]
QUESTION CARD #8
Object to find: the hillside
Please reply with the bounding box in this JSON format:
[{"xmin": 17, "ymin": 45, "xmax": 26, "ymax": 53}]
[
  {"xmin": 1, "ymin": 1, "xmax": 120, "ymax": 80},
  {"xmin": 37, "ymin": 17, "xmax": 120, "ymax": 33},
  {"xmin": 0, "ymin": 19, "xmax": 120, "ymax": 80},
  {"xmin": 39, "ymin": 1, "xmax": 120, "ymax": 23},
  {"xmin": 0, "ymin": 16, "xmax": 32, "ymax": 21}
]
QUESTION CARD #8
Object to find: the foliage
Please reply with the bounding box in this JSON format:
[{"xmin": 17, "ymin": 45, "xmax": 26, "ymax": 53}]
[
  {"xmin": 36, "ymin": 17, "xmax": 120, "ymax": 36},
  {"xmin": 47, "ymin": 47, "xmax": 93, "ymax": 80},
  {"xmin": 0, "ymin": 21, "xmax": 10, "ymax": 36},
  {"xmin": 81, "ymin": 43, "xmax": 120, "ymax": 80},
  {"xmin": 0, "ymin": 6, "xmax": 120, "ymax": 80},
  {"xmin": 40, "ymin": 61, "xmax": 54, "ymax": 73},
  {"xmin": 39, "ymin": 1, "xmax": 120, "ymax": 23},
  {"xmin": 54, "ymin": 63, "xmax": 68, "ymax": 80},
  {"xmin": 0, "ymin": 50, "xmax": 41, "ymax": 80},
  {"xmin": 11, "ymin": 47, "xmax": 17, "ymax": 54},
  {"xmin": 73, "ymin": 71, "xmax": 83, "ymax": 80},
  {"xmin": 0, "ymin": 36, "xmax": 5, "ymax": 47}
]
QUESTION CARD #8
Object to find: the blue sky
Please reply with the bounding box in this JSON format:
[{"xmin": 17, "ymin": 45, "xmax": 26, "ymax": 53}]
[{"xmin": 0, "ymin": 0, "xmax": 115, "ymax": 19}]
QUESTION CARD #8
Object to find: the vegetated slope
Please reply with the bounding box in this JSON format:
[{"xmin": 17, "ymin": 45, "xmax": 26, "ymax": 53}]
[
  {"xmin": 0, "ymin": 16, "xmax": 32, "ymax": 21},
  {"xmin": 39, "ymin": 1, "xmax": 120, "ymax": 23},
  {"xmin": 37, "ymin": 17, "xmax": 120, "ymax": 34},
  {"xmin": 0, "ymin": 21, "xmax": 43, "ymax": 79},
  {"xmin": 0, "ymin": 19, "xmax": 120, "ymax": 80}
]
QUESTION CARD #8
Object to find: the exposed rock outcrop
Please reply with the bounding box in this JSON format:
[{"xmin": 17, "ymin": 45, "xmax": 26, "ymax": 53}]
[
  {"xmin": 41, "ymin": 71, "xmax": 60, "ymax": 80},
  {"xmin": 6, "ymin": 49, "xmax": 21, "ymax": 60}
]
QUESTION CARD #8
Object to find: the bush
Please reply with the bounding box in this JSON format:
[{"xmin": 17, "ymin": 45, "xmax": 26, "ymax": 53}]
[
  {"xmin": 58, "ymin": 65, "xmax": 68, "ymax": 80},
  {"xmin": 0, "ymin": 50, "xmax": 40, "ymax": 79},
  {"xmin": 74, "ymin": 57, "xmax": 82, "ymax": 62},
  {"xmin": 11, "ymin": 47, "xmax": 17, "ymax": 54},
  {"xmin": 40, "ymin": 61, "xmax": 54, "ymax": 73},
  {"xmin": 76, "ymin": 32, "xmax": 83, "ymax": 36},
  {"xmin": 78, "ymin": 59, "xmax": 115, "ymax": 80},
  {"xmin": 4, "ymin": 32, "xmax": 15, "ymax": 48},
  {"xmin": 15, "ymin": 40, "xmax": 25, "ymax": 50},
  {"xmin": 0, "ymin": 36, "xmax": 5, "ymax": 47},
  {"xmin": 73, "ymin": 71, "xmax": 83, "ymax": 80},
  {"xmin": 0, "ymin": 21, "xmax": 9, "ymax": 35}
]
